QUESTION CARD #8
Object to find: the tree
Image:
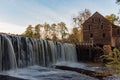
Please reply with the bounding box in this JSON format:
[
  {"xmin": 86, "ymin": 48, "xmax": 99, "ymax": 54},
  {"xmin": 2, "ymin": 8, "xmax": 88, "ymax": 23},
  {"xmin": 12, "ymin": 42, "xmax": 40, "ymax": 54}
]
[
  {"xmin": 117, "ymin": 0, "xmax": 120, "ymax": 2},
  {"xmin": 73, "ymin": 9, "xmax": 91, "ymax": 28},
  {"xmin": 23, "ymin": 25, "xmax": 33, "ymax": 38},
  {"xmin": 57, "ymin": 22, "xmax": 68, "ymax": 40},
  {"xmin": 43, "ymin": 23, "xmax": 51, "ymax": 39},
  {"xmin": 67, "ymin": 27, "xmax": 80, "ymax": 43},
  {"xmin": 33, "ymin": 24, "xmax": 42, "ymax": 38},
  {"xmin": 73, "ymin": 9, "xmax": 91, "ymax": 42},
  {"xmin": 116, "ymin": 0, "xmax": 120, "ymax": 3},
  {"xmin": 50, "ymin": 23, "xmax": 58, "ymax": 41},
  {"xmin": 105, "ymin": 14, "xmax": 119, "ymax": 24}
]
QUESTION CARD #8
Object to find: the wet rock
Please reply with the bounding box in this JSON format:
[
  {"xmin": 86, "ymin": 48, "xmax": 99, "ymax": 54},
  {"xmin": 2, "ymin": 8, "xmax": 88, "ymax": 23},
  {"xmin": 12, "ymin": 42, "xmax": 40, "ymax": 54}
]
[
  {"xmin": 55, "ymin": 62, "xmax": 111, "ymax": 79},
  {"xmin": 103, "ymin": 74, "xmax": 120, "ymax": 80},
  {"xmin": 0, "ymin": 75, "xmax": 26, "ymax": 80}
]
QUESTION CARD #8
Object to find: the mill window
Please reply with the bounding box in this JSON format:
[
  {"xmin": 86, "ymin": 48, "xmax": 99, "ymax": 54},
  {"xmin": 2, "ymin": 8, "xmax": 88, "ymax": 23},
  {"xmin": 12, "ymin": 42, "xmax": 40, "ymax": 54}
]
[
  {"xmin": 103, "ymin": 33, "xmax": 106, "ymax": 38},
  {"xmin": 90, "ymin": 33, "xmax": 93, "ymax": 38},
  {"xmin": 101, "ymin": 24, "xmax": 103, "ymax": 29},
  {"xmin": 88, "ymin": 25, "xmax": 90, "ymax": 30},
  {"xmin": 99, "ymin": 18, "xmax": 101, "ymax": 22},
  {"xmin": 117, "ymin": 29, "xmax": 120, "ymax": 35},
  {"xmin": 92, "ymin": 19, "xmax": 94, "ymax": 23}
]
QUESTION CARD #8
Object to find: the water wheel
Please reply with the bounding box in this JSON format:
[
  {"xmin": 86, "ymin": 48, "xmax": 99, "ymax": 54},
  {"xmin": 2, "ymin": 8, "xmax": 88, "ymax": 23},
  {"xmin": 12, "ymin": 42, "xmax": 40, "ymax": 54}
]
[{"xmin": 92, "ymin": 46, "xmax": 104, "ymax": 62}]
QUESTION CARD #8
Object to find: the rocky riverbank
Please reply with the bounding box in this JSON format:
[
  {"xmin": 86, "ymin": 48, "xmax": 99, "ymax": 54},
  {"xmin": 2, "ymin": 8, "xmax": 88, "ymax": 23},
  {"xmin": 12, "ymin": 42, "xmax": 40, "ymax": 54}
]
[{"xmin": 55, "ymin": 62, "xmax": 114, "ymax": 79}]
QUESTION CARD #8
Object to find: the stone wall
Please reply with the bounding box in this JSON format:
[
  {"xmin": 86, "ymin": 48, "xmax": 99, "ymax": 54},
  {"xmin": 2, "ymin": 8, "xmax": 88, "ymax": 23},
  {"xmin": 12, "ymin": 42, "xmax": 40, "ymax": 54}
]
[
  {"xmin": 83, "ymin": 12, "xmax": 112, "ymax": 45},
  {"xmin": 83, "ymin": 12, "xmax": 120, "ymax": 47}
]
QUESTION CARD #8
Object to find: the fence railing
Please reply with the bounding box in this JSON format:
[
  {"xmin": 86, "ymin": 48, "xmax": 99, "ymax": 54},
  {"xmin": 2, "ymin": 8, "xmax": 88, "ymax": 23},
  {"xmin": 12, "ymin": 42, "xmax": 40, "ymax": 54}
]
[{"xmin": 77, "ymin": 42, "xmax": 93, "ymax": 47}]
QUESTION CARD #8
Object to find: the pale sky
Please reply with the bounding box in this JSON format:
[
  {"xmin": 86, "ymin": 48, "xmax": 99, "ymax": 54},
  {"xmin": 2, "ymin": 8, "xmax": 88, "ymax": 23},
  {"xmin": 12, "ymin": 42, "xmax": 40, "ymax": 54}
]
[{"xmin": 0, "ymin": 0, "xmax": 119, "ymax": 34}]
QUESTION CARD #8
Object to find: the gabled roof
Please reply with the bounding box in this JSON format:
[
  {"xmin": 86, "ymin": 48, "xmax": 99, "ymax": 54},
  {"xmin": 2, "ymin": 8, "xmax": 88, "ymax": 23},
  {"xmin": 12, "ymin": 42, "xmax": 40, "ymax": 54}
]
[
  {"xmin": 83, "ymin": 11, "xmax": 120, "ymax": 29},
  {"xmin": 83, "ymin": 11, "xmax": 111, "ymax": 25}
]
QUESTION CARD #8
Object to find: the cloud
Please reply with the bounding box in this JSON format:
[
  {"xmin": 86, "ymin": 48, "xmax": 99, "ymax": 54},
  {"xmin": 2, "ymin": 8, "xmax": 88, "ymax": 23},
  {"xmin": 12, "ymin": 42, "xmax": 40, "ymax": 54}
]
[
  {"xmin": 0, "ymin": 22, "xmax": 25, "ymax": 34},
  {"xmin": 0, "ymin": 0, "xmax": 70, "ymax": 28},
  {"xmin": 0, "ymin": 0, "xmax": 118, "ymax": 34}
]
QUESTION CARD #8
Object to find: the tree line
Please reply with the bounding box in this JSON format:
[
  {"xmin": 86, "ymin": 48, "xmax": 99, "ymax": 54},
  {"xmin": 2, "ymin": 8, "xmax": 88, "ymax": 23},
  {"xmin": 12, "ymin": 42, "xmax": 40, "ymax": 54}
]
[
  {"xmin": 22, "ymin": 22, "xmax": 69, "ymax": 42},
  {"xmin": 22, "ymin": 9, "xmax": 92, "ymax": 43},
  {"xmin": 22, "ymin": 6, "xmax": 120, "ymax": 43}
]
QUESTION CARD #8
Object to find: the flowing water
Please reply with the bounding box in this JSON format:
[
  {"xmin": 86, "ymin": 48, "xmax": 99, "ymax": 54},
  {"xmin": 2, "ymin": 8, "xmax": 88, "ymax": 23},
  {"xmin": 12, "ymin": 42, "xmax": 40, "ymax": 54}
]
[
  {"xmin": 0, "ymin": 34, "xmax": 77, "ymax": 71},
  {"xmin": 0, "ymin": 34, "xmax": 112, "ymax": 80}
]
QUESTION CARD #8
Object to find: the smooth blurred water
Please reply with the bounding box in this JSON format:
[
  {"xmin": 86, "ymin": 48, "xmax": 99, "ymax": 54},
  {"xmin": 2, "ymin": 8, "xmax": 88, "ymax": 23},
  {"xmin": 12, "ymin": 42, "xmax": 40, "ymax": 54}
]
[
  {"xmin": 0, "ymin": 65, "xmax": 98, "ymax": 80},
  {"xmin": 0, "ymin": 34, "xmax": 77, "ymax": 71}
]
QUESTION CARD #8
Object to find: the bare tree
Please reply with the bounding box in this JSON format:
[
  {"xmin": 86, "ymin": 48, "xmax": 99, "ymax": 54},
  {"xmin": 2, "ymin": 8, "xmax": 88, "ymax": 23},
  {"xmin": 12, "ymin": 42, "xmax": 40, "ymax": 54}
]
[{"xmin": 73, "ymin": 9, "xmax": 91, "ymax": 42}]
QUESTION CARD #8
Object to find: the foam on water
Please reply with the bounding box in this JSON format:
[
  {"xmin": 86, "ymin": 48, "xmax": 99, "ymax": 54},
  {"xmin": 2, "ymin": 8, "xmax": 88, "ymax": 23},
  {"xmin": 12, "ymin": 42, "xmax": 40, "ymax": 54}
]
[{"xmin": 0, "ymin": 65, "xmax": 98, "ymax": 80}]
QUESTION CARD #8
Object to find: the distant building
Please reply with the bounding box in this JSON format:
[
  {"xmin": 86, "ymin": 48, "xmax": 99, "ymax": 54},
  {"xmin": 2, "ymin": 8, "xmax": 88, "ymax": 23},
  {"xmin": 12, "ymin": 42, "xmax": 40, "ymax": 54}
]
[{"xmin": 83, "ymin": 12, "xmax": 120, "ymax": 47}]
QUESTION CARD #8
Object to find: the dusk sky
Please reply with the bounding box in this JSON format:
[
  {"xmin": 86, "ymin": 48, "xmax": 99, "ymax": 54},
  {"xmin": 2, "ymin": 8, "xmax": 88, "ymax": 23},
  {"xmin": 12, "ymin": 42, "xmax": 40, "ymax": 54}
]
[{"xmin": 0, "ymin": 0, "xmax": 119, "ymax": 34}]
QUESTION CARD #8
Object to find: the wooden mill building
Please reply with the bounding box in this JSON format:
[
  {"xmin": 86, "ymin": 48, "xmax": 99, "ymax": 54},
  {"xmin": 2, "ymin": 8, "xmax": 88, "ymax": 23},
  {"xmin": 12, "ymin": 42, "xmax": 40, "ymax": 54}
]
[{"xmin": 83, "ymin": 12, "xmax": 120, "ymax": 47}]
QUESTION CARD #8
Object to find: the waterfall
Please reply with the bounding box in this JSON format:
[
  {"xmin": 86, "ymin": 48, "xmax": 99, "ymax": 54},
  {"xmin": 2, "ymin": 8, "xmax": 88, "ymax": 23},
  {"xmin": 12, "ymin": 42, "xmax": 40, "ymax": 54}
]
[
  {"xmin": 0, "ymin": 35, "xmax": 17, "ymax": 71},
  {"xmin": 0, "ymin": 34, "xmax": 77, "ymax": 71}
]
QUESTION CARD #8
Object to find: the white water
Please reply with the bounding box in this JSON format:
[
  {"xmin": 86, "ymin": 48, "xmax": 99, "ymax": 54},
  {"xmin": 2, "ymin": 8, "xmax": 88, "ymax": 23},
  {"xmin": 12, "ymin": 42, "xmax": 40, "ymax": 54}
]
[
  {"xmin": 4, "ymin": 35, "xmax": 17, "ymax": 69},
  {"xmin": 0, "ymin": 65, "xmax": 98, "ymax": 80},
  {"xmin": 0, "ymin": 34, "xmax": 77, "ymax": 71},
  {"xmin": 0, "ymin": 35, "xmax": 17, "ymax": 71}
]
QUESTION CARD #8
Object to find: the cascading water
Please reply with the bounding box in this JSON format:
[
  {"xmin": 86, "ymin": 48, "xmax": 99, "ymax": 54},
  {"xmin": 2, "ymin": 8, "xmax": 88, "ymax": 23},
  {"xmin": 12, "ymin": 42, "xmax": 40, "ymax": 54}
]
[
  {"xmin": 0, "ymin": 34, "xmax": 77, "ymax": 71},
  {"xmin": 0, "ymin": 35, "xmax": 17, "ymax": 71}
]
